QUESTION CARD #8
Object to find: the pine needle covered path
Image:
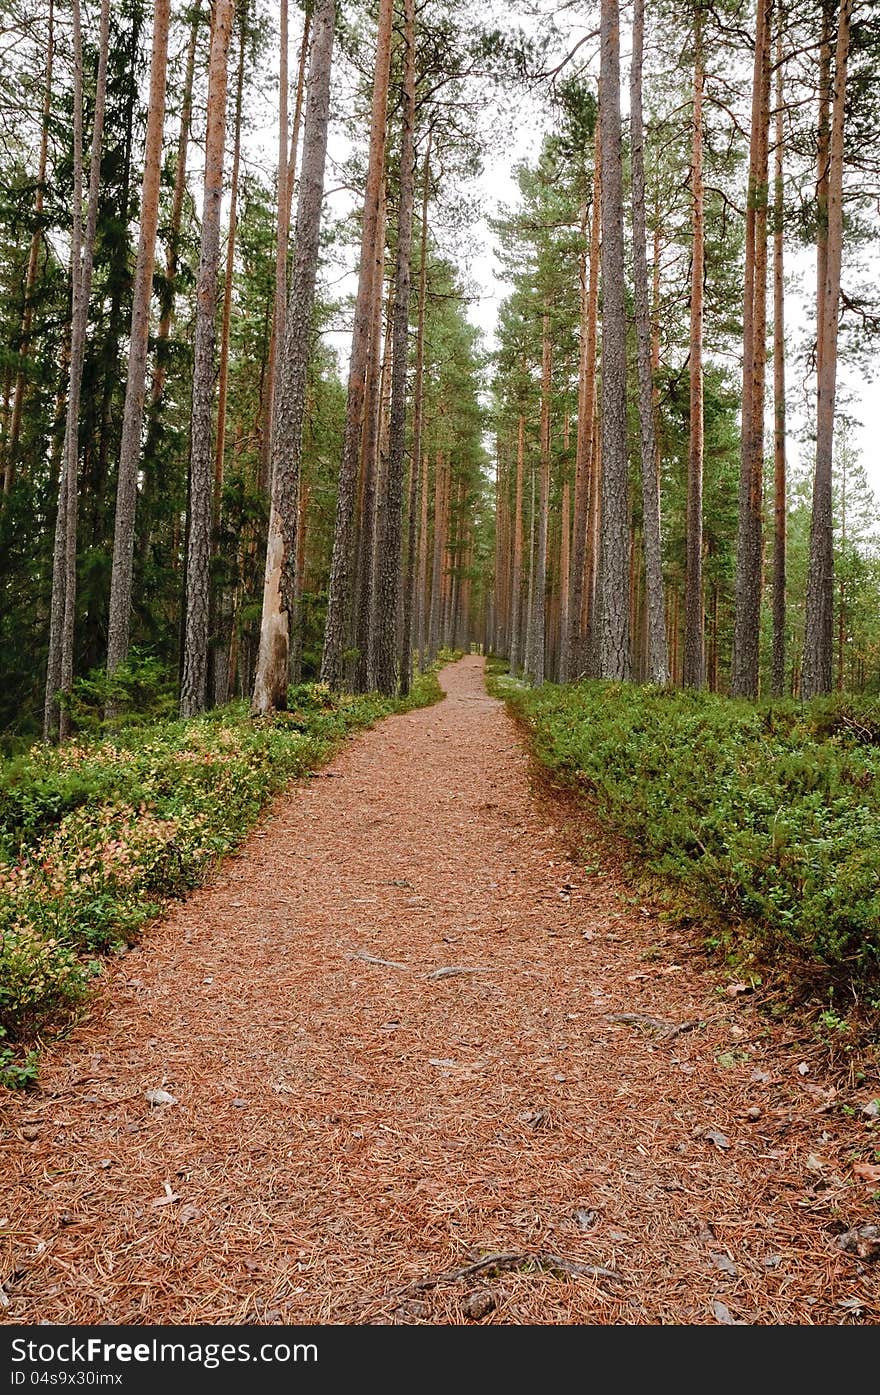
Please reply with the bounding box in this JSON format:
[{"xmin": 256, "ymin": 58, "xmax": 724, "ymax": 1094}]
[{"xmin": 1, "ymin": 657, "xmax": 877, "ymax": 1324}]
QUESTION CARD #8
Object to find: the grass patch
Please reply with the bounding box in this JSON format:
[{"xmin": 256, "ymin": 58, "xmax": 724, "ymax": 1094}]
[
  {"xmin": 490, "ymin": 673, "xmax": 880, "ymax": 1010},
  {"xmin": 0, "ymin": 668, "xmax": 443, "ymax": 1085}
]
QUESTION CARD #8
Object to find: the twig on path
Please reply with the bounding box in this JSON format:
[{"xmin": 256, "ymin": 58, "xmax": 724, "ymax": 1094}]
[
  {"xmin": 348, "ymin": 949, "xmax": 409, "ymax": 971},
  {"xmin": 409, "ymin": 1251, "xmax": 623, "ymax": 1292},
  {"xmin": 607, "ymin": 1012, "xmax": 701, "ymax": 1043},
  {"xmin": 427, "ymin": 965, "xmax": 494, "ymax": 980}
]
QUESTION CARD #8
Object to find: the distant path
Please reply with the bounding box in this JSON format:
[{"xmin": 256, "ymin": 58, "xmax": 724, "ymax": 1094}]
[{"xmin": 1, "ymin": 657, "xmax": 874, "ymax": 1323}]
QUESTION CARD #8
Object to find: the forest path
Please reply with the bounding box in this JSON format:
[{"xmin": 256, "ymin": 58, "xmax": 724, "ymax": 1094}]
[{"xmin": 1, "ymin": 656, "xmax": 875, "ymax": 1325}]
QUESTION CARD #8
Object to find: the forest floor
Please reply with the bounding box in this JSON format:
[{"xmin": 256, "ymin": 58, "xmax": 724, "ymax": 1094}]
[{"xmin": 1, "ymin": 656, "xmax": 879, "ymax": 1325}]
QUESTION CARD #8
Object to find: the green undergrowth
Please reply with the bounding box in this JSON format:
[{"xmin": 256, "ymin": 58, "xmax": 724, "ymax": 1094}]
[
  {"xmin": 490, "ymin": 667, "xmax": 880, "ymax": 1012},
  {"xmin": 0, "ymin": 667, "xmax": 444, "ymax": 1085}
]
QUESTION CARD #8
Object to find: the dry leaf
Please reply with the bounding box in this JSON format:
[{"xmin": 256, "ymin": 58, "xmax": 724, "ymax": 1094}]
[
  {"xmin": 853, "ymin": 1161, "xmax": 880, "ymax": 1185},
  {"xmin": 178, "ymin": 1203, "xmax": 201, "ymax": 1224},
  {"xmin": 712, "ymin": 1299, "xmax": 735, "ymax": 1324},
  {"xmin": 151, "ymin": 1181, "xmax": 180, "ymax": 1208},
  {"xmin": 145, "ymin": 1088, "xmax": 177, "ymax": 1107},
  {"xmin": 711, "ymin": 1252, "xmax": 739, "ymax": 1277},
  {"xmin": 704, "ymin": 1128, "xmax": 731, "ymax": 1151},
  {"xmin": 725, "ymin": 982, "xmax": 751, "ymax": 998}
]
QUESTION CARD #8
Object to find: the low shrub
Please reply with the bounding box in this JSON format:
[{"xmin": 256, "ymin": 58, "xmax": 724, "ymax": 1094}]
[
  {"xmin": 495, "ymin": 677, "xmax": 880, "ymax": 1000},
  {"xmin": 0, "ymin": 668, "xmax": 442, "ymax": 1083}
]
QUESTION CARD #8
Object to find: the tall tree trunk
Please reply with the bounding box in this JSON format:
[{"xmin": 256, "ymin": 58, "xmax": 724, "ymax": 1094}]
[
  {"xmin": 353, "ymin": 184, "xmax": 388, "ymax": 692},
  {"xmin": 815, "ymin": 0, "xmax": 832, "ymax": 390},
  {"xmin": 399, "ymin": 129, "xmax": 431, "ymax": 696},
  {"xmin": 149, "ymin": 0, "xmax": 203, "ymax": 420},
  {"xmin": 731, "ymin": 0, "xmax": 771, "ymax": 698},
  {"xmin": 5, "ymin": 0, "xmax": 54, "ymax": 494},
  {"xmin": 527, "ymin": 313, "xmax": 551, "ymax": 686},
  {"xmin": 771, "ymin": 17, "xmax": 787, "ymax": 698},
  {"xmin": 106, "ymin": 0, "xmax": 172, "ymax": 680},
  {"xmin": 213, "ymin": 4, "xmax": 247, "ymax": 509},
  {"xmin": 559, "ymin": 474, "xmax": 570, "ymax": 673},
  {"xmin": 428, "ymin": 452, "xmax": 446, "ymax": 656},
  {"xmin": 683, "ymin": 3, "xmax": 705, "ymax": 688},
  {"xmin": 524, "ymin": 462, "xmax": 536, "ymax": 670},
  {"xmin": 251, "ymin": 0, "xmax": 336, "ymax": 714},
  {"xmin": 508, "ymin": 412, "xmax": 525, "ymax": 676},
  {"xmin": 374, "ymin": 0, "xmax": 416, "ymax": 697},
  {"xmin": 802, "ymin": 0, "xmax": 851, "ymax": 698},
  {"xmin": 261, "ymin": 4, "xmax": 311, "ymax": 489},
  {"xmin": 321, "ymin": 0, "xmax": 394, "ymax": 689},
  {"xmin": 180, "ymin": 0, "xmax": 235, "ymax": 718},
  {"xmin": 564, "ymin": 136, "xmax": 600, "ymax": 682},
  {"xmin": 630, "ymin": 0, "xmax": 667, "ymax": 685},
  {"xmin": 598, "ymin": 0, "xmax": 630, "ymax": 680},
  {"xmin": 44, "ymin": 0, "xmax": 111, "ymax": 741}
]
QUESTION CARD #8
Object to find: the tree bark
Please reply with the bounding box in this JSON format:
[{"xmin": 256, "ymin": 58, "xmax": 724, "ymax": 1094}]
[
  {"xmin": 564, "ymin": 137, "xmax": 600, "ymax": 683},
  {"xmin": 508, "ymin": 412, "xmax": 525, "ymax": 676},
  {"xmin": 731, "ymin": 0, "xmax": 772, "ymax": 698},
  {"xmin": 353, "ymin": 184, "xmax": 388, "ymax": 692},
  {"xmin": 251, "ymin": 0, "xmax": 336, "ymax": 714},
  {"xmin": 598, "ymin": 0, "xmax": 630, "ymax": 680},
  {"xmin": 44, "ymin": 0, "xmax": 110, "ymax": 741},
  {"xmin": 321, "ymin": 0, "xmax": 394, "ymax": 689},
  {"xmin": 527, "ymin": 313, "xmax": 551, "ymax": 686},
  {"xmin": 180, "ymin": 0, "xmax": 235, "ymax": 718},
  {"xmin": 630, "ymin": 0, "xmax": 668, "ymax": 685},
  {"xmin": 802, "ymin": 0, "xmax": 850, "ymax": 698},
  {"xmin": 148, "ymin": 0, "xmax": 203, "ymax": 422},
  {"xmin": 261, "ymin": 4, "xmax": 311, "ymax": 490},
  {"xmin": 771, "ymin": 17, "xmax": 787, "ymax": 698},
  {"xmin": 5, "ymin": 0, "xmax": 54, "ymax": 493},
  {"xmin": 683, "ymin": 3, "xmax": 705, "ymax": 689},
  {"xmin": 428, "ymin": 451, "xmax": 446, "ymax": 657},
  {"xmin": 374, "ymin": 0, "xmax": 416, "ymax": 697},
  {"xmin": 399, "ymin": 130, "xmax": 432, "ymax": 695},
  {"xmin": 106, "ymin": 0, "xmax": 172, "ymax": 680},
  {"xmin": 213, "ymin": 3, "xmax": 247, "ymax": 511}
]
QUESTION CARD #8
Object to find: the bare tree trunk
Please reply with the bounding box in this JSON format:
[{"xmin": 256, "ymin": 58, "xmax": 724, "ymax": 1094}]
[
  {"xmin": 771, "ymin": 17, "xmax": 787, "ymax": 698},
  {"xmin": 399, "ymin": 129, "xmax": 431, "ymax": 695},
  {"xmin": 598, "ymin": 0, "xmax": 630, "ymax": 680},
  {"xmin": 5, "ymin": 0, "xmax": 53, "ymax": 493},
  {"xmin": 630, "ymin": 0, "xmax": 667, "ymax": 685},
  {"xmin": 683, "ymin": 4, "xmax": 705, "ymax": 689},
  {"xmin": 353, "ymin": 186, "xmax": 388, "ymax": 692},
  {"xmin": 732, "ymin": 0, "xmax": 772, "ymax": 698},
  {"xmin": 213, "ymin": 5, "xmax": 247, "ymax": 509},
  {"xmin": 564, "ymin": 137, "xmax": 600, "ymax": 682},
  {"xmin": 559, "ymin": 474, "xmax": 570, "ymax": 672},
  {"xmin": 803, "ymin": 0, "xmax": 851, "ymax": 698},
  {"xmin": 374, "ymin": 0, "xmax": 416, "ymax": 696},
  {"xmin": 428, "ymin": 452, "xmax": 446, "ymax": 656},
  {"xmin": 321, "ymin": 0, "xmax": 394, "ymax": 689},
  {"xmin": 527, "ymin": 313, "xmax": 551, "ymax": 685},
  {"xmin": 251, "ymin": 0, "xmax": 335, "ymax": 714},
  {"xmin": 508, "ymin": 412, "xmax": 525, "ymax": 676},
  {"xmin": 44, "ymin": 0, "xmax": 110, "ymax": 741},
  {"xmin": 180, "ymin": 0, "xmax": 235, "ymax": 718},
  {"xmin": 148, "ymin": 0, "xmax": 202, "ymax": 421},
  {"xmin": 524, "ymin": 462, "xmax": 536, "ymax": 671},
  {"xmin": 106, "ymin": 0, "xmax": 172, "ymax": 680},
  {"xmin": 261, "ymin": 4, "xmax": 311, "ymax": 489}
]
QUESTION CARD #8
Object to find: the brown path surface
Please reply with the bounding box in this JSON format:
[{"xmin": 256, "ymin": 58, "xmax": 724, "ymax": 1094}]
[{"xmin": 1, "ymin": 656, "xmax": 878, "ymax": 1324}]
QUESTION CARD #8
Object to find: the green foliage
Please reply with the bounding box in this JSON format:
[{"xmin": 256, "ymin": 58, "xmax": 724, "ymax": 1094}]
[
  {"xmin": 498, "ymin": 677, "xmax": 880, "ymax": 998},
  {"xmin": 0, "ymin": 668, "xmax": 442, "ymax": 1073}
]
